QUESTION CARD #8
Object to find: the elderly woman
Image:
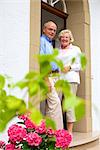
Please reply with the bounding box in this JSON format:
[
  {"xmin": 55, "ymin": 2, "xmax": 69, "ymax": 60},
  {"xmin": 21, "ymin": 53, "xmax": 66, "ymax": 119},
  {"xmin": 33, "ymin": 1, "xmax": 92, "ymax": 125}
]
[{"xmin": 57, "ymin": 29, "xmax": 82, "ymax": 133}]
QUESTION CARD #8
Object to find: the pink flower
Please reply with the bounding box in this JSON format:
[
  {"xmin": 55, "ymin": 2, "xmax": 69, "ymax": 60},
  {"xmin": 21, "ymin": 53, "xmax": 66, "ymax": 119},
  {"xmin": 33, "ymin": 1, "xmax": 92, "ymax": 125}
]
[
  {"xmin": 0, "ymin": 140, "xmax": 5, "ymax": 149},
  {"xmin": 18, "ymin": 114, "xmax": 28, "ymax": 121},
  {"xmin": 8, "ymin": 124, "xmax": 27, "ymax": 143},
  {"xmin": 6, "ymin": 143, "xmax": 22, "ymax": 150},
  {"xmin": 46, "ymin": 128, "xmax": 54, "ymax": 137},
  {"xmin": 35, "ymin": 120, "xmax": 46, "ymax": 134},
  {"xmin": 5, "ymin": 143, "xmax": 15, "ymax": 150},
  {"xmin": 55, "ymin": 129, "xmax": 72, "ymax": 149},
  {"xmin": 5, "ymin": 116, "xmax": 72, "ymax": 150},
  {"xmin": 25, "ymin": 118, "xmax": 36, "ymax": 129},
  {"xmin": 26, "ymin": 132, "xmax": 42, "ymax": 146}
]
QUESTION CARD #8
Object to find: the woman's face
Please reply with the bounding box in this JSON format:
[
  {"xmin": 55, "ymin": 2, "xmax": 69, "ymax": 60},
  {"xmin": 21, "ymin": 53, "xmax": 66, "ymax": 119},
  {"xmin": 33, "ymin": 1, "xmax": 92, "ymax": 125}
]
[{"xmin": 60, "ymin": 32, "xmax": 70, "ymax": 48}]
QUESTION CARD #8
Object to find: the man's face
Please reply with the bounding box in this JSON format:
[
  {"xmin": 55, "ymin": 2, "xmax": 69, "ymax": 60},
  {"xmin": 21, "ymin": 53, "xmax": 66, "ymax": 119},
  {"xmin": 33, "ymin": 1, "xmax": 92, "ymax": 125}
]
[{"xmin": 43, "ymin": 22, "xmax": 57, "ymax": 40}]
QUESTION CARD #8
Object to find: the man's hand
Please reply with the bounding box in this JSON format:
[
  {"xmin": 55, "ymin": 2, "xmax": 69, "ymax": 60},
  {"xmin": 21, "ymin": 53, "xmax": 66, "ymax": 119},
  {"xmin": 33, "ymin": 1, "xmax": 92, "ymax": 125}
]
[{"xmin": 45, "ymin": 77, "xmax": 52, "ymax": 92}]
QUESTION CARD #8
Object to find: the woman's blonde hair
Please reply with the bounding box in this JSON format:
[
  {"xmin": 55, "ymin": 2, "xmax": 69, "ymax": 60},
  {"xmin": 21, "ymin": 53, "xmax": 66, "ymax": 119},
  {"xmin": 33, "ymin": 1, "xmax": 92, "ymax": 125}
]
[{"xmin": 58, "ymin": 29, "xmax": 74, "ymax": 43}]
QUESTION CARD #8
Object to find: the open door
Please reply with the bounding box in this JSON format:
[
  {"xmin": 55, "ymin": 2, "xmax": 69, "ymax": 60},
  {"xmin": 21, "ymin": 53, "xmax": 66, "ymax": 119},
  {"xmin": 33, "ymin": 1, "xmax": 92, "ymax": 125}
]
[{"xmin": 41, "ymin": 1, "xmax": 68, "ymax": 48}]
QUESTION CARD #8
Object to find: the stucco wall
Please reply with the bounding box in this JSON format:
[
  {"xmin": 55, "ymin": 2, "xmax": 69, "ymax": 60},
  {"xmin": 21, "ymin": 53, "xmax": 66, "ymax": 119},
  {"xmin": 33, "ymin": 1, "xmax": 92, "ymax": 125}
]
[
  {"xmin": 89, "ymin": 0, "xmax": 100, "ymax": 131},
  {"xmin": 66, "ymin": 0, "xmax": 92, "ymax": 132},
  {"xmin": 0, "ymin": 0, "xmax": 30, "ymax": 141},
  {"xmin": 0, "ymin": 0, "xmax": 30, "ymax": 81}
]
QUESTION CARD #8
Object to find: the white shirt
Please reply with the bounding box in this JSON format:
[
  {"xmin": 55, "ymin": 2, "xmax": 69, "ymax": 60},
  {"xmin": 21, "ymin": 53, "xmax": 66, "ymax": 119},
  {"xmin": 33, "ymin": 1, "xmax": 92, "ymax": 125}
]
[{"xmin": 57, "ymin": 44, "xmax": 82, "ymax": 84}]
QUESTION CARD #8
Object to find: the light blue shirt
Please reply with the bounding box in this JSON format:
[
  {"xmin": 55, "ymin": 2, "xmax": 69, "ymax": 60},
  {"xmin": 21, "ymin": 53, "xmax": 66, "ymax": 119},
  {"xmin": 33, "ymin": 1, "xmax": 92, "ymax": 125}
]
[{"xmin": 40, "ymin": 34, "xmax": 59, "ymax": 71}]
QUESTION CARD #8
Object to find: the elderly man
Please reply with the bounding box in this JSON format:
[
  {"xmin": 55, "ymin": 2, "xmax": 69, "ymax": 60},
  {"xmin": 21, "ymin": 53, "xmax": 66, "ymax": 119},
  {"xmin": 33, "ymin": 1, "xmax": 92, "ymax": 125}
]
[{"xmin": 40, "ymin": 21, "xmax": 63, "ymax": 129}]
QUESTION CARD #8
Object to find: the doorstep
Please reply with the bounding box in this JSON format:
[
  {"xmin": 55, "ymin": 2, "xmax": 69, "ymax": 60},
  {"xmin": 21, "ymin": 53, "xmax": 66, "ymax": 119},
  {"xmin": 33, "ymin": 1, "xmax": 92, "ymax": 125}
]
[{"xmin": 69, "ymin": 131, "xmax": 100, "ymax": 148}]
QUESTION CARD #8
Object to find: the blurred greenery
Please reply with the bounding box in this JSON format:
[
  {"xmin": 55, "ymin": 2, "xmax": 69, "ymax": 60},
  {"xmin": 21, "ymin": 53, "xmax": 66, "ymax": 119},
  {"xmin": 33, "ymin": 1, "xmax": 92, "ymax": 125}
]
[
  {"xmin": 80, "ymin": 53, "xmax": 87, "ymax": 70},
  {"xmin": 0, "ymin": 50, "xmax": 87, "ymax": 131}
]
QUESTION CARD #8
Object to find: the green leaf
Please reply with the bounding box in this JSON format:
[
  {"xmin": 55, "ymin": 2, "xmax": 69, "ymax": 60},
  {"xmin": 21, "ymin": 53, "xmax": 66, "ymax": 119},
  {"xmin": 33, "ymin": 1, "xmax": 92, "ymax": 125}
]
[
  {"xmin": 55, "ymin": 80, "xmax": 71, "ymax": 96},
  {"xmin": 30, "ymin": 107, "xmax": 43, "ymax": 125},
  {"xmin": 16, "ymin": 80, "xmax": 28, "ymax": 89},
  {"xmin": 48, "ymin": 141, "xmax": 55, "ymax": 150},
  {"xmin": 0, "ymin": 109, "xmax": 15, "ymax": 131},
  {"xmin": 22, "ymin": 141, "xmax": 31, "ymax": 150},
  {"xmin": 6, "ymin": 95, "xmax": 25, "ymax": 110},
  {"xmin": 0, "ymin": 75, "xmax": 5, "ymax": 89},
  {"xmin": 0, "ymin": 89, "xmax": 6, "ymax": 98},
  {"xmin": 39, "ymin": 51, "xmax": 60, "ymax": 77},
  {"xmin": 63, "ymin": 95, "xmax": 85, "ymax": 121},
  {"xmin": 25, "ymin": 71, "xmax": 38, "ymax": 79},
  {"xmin": 48, "ymin": 136, "xmax": 56, "ymax": 142},
  {"xmin": 45, "ymin": 117, "xmax": 56, "ymax": 130},
  {"xmin": 62, "ymin": 94, "xmax": 76, "ymax": 111},
  {"xmin": 17, "ymin": 102, "xmax": 26, "ymax": 114},
  {"xmin": 75, "ymin": 97, "xmax": 85, "ymax": 120},
  {"xmin": 28, "ymin": 82, "xmax": 39, "ymax": 96},
  {"xmin": 71, "ymin": 57, "xmax": 76, "ymax": 64},
  {"xmin": 55, "ymin": 148, "xmax": 61, "ymax": 150},
  {"xmin": 80, "ymin": 53, "xmax": 87, "ymax": 70}
]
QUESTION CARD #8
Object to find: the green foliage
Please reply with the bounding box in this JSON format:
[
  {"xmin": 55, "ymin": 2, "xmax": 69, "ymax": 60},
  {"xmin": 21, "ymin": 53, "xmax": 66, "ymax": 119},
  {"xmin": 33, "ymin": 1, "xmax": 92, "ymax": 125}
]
[
  {"xmin": 16, "ymin": 71, "xmax": 48, "ymax": 98},
  {"xmin": 45, "ymin": 117, "xmax": 56, "ymax": 130},
  {"xmin": 39, "ymin": 49, "xmax": 63, "ymax": 77},
  {"xmin": 0, "ymin": 93, "xmax": 26, "ymax": 131},
  {"xmin": 71, "ymin": 57, "xmax": 76, "ymax": 64},
  {"xmin": 55, "ymin": 80, "xmax": 71, "ymax": 96},
  {"xmin": 75, "ymin": 97, "xmax": 85, "ymax": 120},
  {"xmin": 22, "ymin": 141, "xmax": 31, "ymax": 150},
  {"xmin": 55, "ymin": 79, "xmax": 85, "ymax": 121},
  {"xmin": 80, "ymin": 53, "xmax": 87, "ymax": 70},
  {"xmin": 63, "ymin": 95, "xmax": 85, "ymax": 121},
  {"xmin": 0, "ymin": 51, "xmax": 87, "ymax": 132},
  {"xmin": 0, "ymin": 76, "xmax": 26, "ymax": 131},
  {"xmin": 29, "ymin": 107, "xmax": 43, "ymax": 125},
  {"xmin": 0, "ymin": 75, "xmax": 5, "ymax": 89}
]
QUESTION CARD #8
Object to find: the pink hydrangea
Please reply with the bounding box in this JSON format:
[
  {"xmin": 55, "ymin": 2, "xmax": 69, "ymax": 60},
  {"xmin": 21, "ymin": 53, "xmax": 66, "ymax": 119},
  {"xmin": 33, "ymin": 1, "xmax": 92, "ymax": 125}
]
[
  {"xmin": 5, "ymin": 115, "xmax": 72, "ymax": 150},
  {"xmin": 55, "ymin": 129, "xmax": 72, "ymax": 149},
  {"xmin": 26, "ymin": 132, "xmax": 42, "ymax": 146},
  {"xmin": 6, "ymin": 143, "xmax": 22, "ymax": 150},
  {"xmin": 46, "ymin": 128, "xmax": 54, "ymax": 137},
  {"xmin": 35, "ymin": 120, "xmax": 46, "ymax": 134},
  {"xmin": 25, "ymin": 118, "xmax": 36, "ymax": 129},
  {"xmin": 5, "ymin": 143, "xmax": 15, "ymax": 150},
  {"xmin": 8, "ymin": 124, "xmax": 27, "ymax": 143},
  {"xmin": 0, "ymin": 140, "xmax": 5, "ymax": 149},
  {"xmin": 18, "ymin": 114, "xmax": 28, "ymax": 121}
]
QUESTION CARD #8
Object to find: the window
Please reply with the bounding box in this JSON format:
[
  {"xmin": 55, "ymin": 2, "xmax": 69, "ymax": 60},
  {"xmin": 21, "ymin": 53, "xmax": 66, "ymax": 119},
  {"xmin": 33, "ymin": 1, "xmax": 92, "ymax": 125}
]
[{"xmin": 42, "ymin": 0, "xmax": 67, "ymax": 13}]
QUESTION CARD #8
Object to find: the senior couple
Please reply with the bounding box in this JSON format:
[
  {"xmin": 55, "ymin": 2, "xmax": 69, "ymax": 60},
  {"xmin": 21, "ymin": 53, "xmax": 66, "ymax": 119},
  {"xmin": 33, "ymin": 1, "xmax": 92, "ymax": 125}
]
[{"xmin": 40, "ymin": 21, "xmax": 82, "ymax": 133}]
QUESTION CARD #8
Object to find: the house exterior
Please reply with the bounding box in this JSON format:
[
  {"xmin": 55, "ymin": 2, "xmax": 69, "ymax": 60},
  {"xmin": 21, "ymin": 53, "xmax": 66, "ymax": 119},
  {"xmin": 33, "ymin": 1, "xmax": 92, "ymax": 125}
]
[{"xmin": 0, "ymin": 0, "xmax": 100, "ymax": 148}]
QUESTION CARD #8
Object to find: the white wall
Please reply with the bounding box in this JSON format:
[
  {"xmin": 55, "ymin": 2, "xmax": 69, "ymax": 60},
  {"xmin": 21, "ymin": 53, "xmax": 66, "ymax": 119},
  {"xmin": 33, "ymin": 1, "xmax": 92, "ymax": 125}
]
[
  {"xmin": 0, "ymin": 0, "xmax": 30, "ymax": 81},
  {"xmin": 0, "ymin": 0, "xmax": 30, "ymax": 141},
  {"xmin": 89, "ymin": 0, "xmax": 100, "ymax": 131}
]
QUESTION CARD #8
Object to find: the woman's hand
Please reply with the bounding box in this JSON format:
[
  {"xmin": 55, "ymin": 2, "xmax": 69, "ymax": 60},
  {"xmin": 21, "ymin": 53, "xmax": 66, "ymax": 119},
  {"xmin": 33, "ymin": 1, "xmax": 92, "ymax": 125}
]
[{"xmin": 62, "ymin": 66, "xmax": 71, "ymax": 73}]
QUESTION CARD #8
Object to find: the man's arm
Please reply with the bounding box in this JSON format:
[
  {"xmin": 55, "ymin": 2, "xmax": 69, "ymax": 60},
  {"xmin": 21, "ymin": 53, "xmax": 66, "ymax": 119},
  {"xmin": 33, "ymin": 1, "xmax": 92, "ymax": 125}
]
[{"xmin": 40, "ymin": 38, "xmax": 46, "ymax": 54}]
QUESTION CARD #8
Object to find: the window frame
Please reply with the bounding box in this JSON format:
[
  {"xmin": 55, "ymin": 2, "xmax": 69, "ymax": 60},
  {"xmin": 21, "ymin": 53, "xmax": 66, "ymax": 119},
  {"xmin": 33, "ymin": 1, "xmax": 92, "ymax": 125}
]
[{"xmin": 41, "ymin": 1, "xmax": 68, "ymax": 28}]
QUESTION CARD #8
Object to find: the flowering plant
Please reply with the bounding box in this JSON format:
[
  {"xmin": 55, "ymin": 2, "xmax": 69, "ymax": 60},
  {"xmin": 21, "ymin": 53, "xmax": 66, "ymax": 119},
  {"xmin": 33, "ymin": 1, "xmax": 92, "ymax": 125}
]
[{"xmin": 0, "ymin": 115, "xmax": 72, "ymax": 150}]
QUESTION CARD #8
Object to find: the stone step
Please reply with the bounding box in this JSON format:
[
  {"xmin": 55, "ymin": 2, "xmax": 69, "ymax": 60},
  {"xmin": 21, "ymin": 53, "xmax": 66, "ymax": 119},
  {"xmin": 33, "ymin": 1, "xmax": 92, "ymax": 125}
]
[{"xmin": 69, "ymin": 131, "xmax": 100, "ymax": 150}]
